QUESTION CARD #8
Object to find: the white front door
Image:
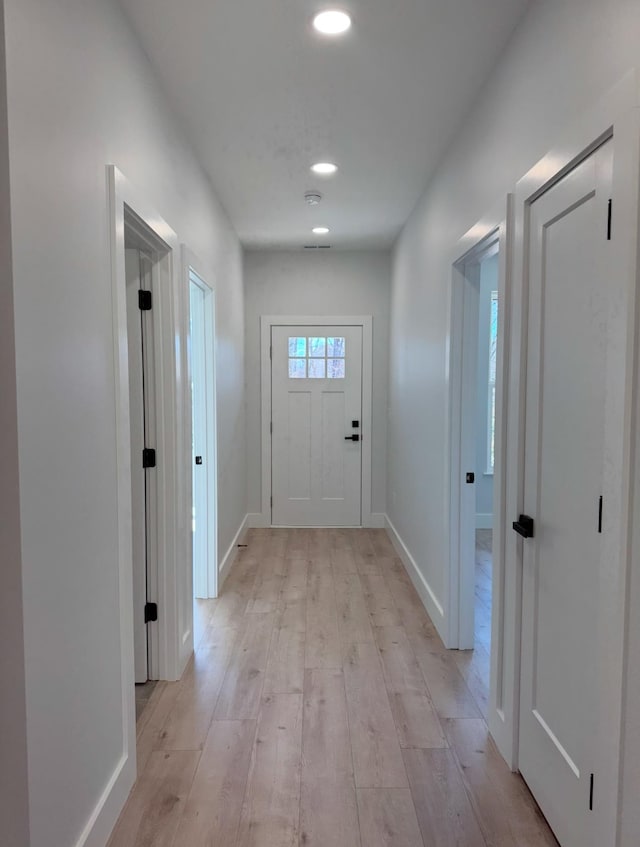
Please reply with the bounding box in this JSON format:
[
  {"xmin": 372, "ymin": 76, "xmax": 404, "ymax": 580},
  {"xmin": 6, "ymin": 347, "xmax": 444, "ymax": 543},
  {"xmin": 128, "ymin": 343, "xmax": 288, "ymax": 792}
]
[
  {"xmin": 271, "ymin": 325, "xmax": 362, "ymax": 526},
  {"xmin": 518, "ymin": 140, "xmax": 612, "ymax": 846}
]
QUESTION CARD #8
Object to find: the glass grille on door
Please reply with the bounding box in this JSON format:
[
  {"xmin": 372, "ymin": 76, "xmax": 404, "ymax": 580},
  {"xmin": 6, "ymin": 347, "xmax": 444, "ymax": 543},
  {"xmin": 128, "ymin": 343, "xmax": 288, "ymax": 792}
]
[{"xmin": 288, "ymin": 336, "xmax": 346, "ymax": 379}]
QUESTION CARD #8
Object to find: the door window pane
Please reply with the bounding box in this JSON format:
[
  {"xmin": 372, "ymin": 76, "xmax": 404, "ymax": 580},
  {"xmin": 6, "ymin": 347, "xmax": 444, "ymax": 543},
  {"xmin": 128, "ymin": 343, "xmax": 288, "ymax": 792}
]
[
  {"xmin": 327, "ymin": 337, "xmax": 346, "ymax": 358},
  {"xmin": 327, "ymin": 359, "xmax": 345, "ymax": 379},
  {"xmin": 289, "ymin": 358, "xmax": 307, "ymax": 379},
  {"xmin": 308, "ymin": 358, "xmax": 326, "ymax": 379},
  {"xmin": 308, "ymin": 337, "xmax": 326, "ymax": 358},
  {"xmin": 289, "ymin": 337, "xmax": 306, "ymax": 357}
]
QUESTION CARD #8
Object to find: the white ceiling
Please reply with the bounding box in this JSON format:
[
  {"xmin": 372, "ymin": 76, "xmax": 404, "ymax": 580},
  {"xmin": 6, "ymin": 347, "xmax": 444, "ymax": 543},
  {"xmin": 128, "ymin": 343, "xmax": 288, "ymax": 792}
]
[{"xmin": 119, "ymin": 0, "xmax": 530, "ymax": 249}]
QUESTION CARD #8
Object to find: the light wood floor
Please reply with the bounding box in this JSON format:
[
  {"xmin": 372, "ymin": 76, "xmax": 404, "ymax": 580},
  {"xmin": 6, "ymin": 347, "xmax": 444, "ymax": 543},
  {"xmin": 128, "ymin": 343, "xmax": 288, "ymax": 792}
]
[{"xmin": 109, "ymin": 528, "xmax": 558, "ymax": 847}]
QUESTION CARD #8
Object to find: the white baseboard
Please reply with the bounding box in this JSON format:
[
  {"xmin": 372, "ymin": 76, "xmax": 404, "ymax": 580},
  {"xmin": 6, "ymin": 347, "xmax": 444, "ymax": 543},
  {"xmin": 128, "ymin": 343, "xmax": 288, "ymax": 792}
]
[
  {"xmin": 246, "ymin": 512, "xmax": 270, "ymax": 528},
  {"xmin": 219, "ymin": 514, "xmax": 250, "ymax": 588},
  {"xmin": 75, "ymin": 754, "xmax": 134, "ymax": 847},
  {"xmin": 476, "ymin": 513, "xmax": 493, "ymax": 530},
  {"xmin": 384, "ymin": 515, "xmax": 446, "ymax": 640},
  {"xmin": 364, "ymin": 512, "xmax": 386, "ymax": 528}
]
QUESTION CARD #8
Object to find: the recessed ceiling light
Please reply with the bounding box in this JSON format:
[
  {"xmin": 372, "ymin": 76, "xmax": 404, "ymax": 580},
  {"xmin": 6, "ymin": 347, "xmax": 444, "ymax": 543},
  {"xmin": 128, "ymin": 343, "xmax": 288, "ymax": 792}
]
[
  {"xmin": 311, "ymin": 162, "xmax": 338, "ymax": 176},
  {"xmin": 313, "ymin": 10, "xmax": 352, "ymax": 35},
  {"xmin": 312, "ymin": 227, "xmax": 330, "ymax": 235}
]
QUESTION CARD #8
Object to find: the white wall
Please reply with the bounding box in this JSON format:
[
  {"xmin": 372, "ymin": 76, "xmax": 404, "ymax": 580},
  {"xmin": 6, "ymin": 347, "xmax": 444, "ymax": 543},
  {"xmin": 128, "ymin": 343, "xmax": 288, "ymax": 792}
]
[
  {"xmin": 244, "ymin": 250, "xmax": 391, "ymax": 519},
  {"xmin": 475, "ymin": 253, "xmax": 497, "ymax": 526},
  {"xmin": 3, "ymin": 1, "xmax": 246, "ymax": 845},
  {"xmin": 388, "ymin": 0, "xmax": 640, "ymax": 840},
  {"xmin": 0, "ymin": 3, "xmax": 29, "ymax": 844}
]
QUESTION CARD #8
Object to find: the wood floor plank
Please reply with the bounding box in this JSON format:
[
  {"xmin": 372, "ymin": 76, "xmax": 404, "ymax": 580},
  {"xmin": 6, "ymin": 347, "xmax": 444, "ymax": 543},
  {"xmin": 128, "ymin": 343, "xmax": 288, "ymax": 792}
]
[
  {"xmin": 356, "ymin": 788, "xmax": 424, "ymax": 847},
  {"xmin": 280, "ymin": 558, "xmax": 309, "ymax": 604},
  {"xmin": 286, "ymin": 528, "xmax": 309, "ymax": 559},
  {"xmin": 374, "ymin": 626, "xmax": 447, "ymax": 749},
  {"xmin": 300, "ymin": 669, "xmax": 361, "ymax": 847},
  {"xmin": 214, "ymin": 613, "xmax": 275, "ymax": 719},
  {"xmin": 136, "ymin": 681, "xmax": 182, "ymax": 774},
  {"xmin": 453, "ymin": 643, "xmax": 490, "ymax": 719},
  {"xmin": 172, "ymin": 720, "xmax": 255, "ymax": 847},
  {"xmin": 210, "ymin": 558, "xmax": 257, "ymax": 628},
  {"xmin": 263, "ymin": 602, "xmax": 306, "ymax": 695},
  {"xmin": 193, "ymin": 598, "xmax": 217, "ymax": 650},
  {"xmin": 305, "ymin": 566, "xmax": 341, "ymax": 669},
  {"xmin": 236, "ymin": 693, "xmax": 303, "ymax": 847},
  {"xmin": 383, "ymin": 566, "xmax": 437, "ymax": 632},
  {"xmin": 444, "ymin": 719, "xmax": 559, "ymax": 846},
  {"xmin": 332, "ymin": 528, "xmax": 356, "ymax": 551},
  {"xmin": 360, "ymin": 572, "xmax": 404, "ymax": 628},
  {"xmin": 343, "ymin": 641, "xmax": 408, "ymax": 788},
  {"xmin": 404, "ymin": 748, "xmax": 487, "ymax": 847},
  {"xmin": 331, "ymin": 547, "xmax": 359, "ymax": 575},
  {"xmin": 409, "ymin": 629, "xmax": 481, "ymax": 719},
  {"xmin": 107, "ymin": 750, "xmax": 199, "ymax": 847},
  {"xmin": 335, "ymin": 572, "xmax": 375, "ymax": 644},
  {"xmin": 369, "ymin": 529, "xmax": 397, "ymax": 559},
  {"xmin": 158, "ymin": 628, "xmax": 237, "ymax": 750},
  {"xmin": 245, "ymin": 570, "xmax": 283, "ymax": 614}
]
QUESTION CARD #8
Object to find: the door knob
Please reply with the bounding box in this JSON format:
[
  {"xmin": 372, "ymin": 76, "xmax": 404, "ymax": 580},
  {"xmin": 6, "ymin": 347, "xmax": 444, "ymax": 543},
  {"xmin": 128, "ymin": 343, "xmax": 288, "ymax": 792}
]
[
  {"xmin": 345, "ymin": 434, "xmax": 360, "ymax": 442},
  {"xmin": 513, "ymin": 514, "xmax": 534, "ymax": 538}
]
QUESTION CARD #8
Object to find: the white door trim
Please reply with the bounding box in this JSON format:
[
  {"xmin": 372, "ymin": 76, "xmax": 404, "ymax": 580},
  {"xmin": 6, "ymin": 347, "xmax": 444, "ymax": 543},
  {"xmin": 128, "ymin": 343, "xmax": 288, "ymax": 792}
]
[
  {"xmin": 507, "ymin": 71, "xmax": 640, "ymax": 843},
  {"xmin": 183, "ymin": 246, "xmax": 219, "ymax": 600},
  {"xmin": 109, "ymin": 165, "xmax": 192, "ymax": 699},
  {"xmin": 260, "ymin": 315, "xmax": 374, "ymax": 527},
  {"xmin": 447, "ymin": 196, "xmax": 514, "ymax": 763}
]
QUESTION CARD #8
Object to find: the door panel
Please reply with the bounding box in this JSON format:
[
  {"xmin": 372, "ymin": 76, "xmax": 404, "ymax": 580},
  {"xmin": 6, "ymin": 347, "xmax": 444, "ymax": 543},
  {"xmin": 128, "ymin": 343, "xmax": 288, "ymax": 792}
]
[
  {"xmin": 190, "ymin": 281, "xmax": 208, "ymax": 600},
  {"xmin": 272, "ymin": 325, "xmax": 362, "ymax": 526},
  {"xmin": 125, "ymin": 249, "xmax": 148, "ymax": 684},
  {"xmin": 519, "ymin": 141, "xmax": 612, "ymax": 846}
]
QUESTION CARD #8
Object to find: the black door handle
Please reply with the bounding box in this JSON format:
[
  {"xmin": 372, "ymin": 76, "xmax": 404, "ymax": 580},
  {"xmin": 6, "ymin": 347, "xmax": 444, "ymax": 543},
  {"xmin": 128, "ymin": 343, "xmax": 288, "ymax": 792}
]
[
  {"xmin": 195, "ymin": 456, "xmax": 203, "ymax": 465},
  {"xmin": 345, "ymin": 434, "xmax": 360, "ymax": 442},
  {"xmin": 513, "ymin": 514, "xmax": 534, "ymax": 539}
]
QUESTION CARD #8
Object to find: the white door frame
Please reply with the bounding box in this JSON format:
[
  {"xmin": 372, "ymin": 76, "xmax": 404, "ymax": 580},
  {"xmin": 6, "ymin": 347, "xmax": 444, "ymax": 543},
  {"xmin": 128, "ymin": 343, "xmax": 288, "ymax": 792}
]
[
  {"xmin": 108, "ymin": 166, "xmax": 193, "ymax": 725},
  {"xmin": 507, "ymin": 73, "xmax": 640, "ymax": 844},
  {"xmin": 184, "ymin": 246, "xmax": 219, "ymax": 600},
  {"xmin": 447, "ymin": 197, "xmax": 514, "ymax": 760},
  {"xmin": 259, "ymin": 315, "xmax": 375, "ymax": 527}
]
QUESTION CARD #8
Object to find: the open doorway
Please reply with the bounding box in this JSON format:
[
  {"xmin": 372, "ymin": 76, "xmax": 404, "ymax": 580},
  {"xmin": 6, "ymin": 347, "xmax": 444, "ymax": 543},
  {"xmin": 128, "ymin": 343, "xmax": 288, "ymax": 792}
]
[{"xmin": 449, "ymin": 228, "xmax": 503, "ymax": 718}]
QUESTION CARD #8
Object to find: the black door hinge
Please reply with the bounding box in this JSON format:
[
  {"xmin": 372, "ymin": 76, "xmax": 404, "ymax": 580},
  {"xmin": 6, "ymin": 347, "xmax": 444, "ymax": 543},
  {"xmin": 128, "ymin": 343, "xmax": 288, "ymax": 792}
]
[
  {"xmin": 144, "ymin": 602, "xmax": 158, "ymax": 623},
  {"xmin": 138, "ymin": 289, "xmax": 152, "ymax": 310},
  {"xmin": 143, "ymin": 448, "xmax": 156, "ymax": 468},
  {"xmin": 607, "ymin": 199, "xmax": 612, "ymax": 241}
]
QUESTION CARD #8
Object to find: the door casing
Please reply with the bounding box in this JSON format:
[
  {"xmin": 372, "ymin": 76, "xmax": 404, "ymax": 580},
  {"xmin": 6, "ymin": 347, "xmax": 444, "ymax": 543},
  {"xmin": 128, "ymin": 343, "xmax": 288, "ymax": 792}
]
[{"xmin": 259, "ymin": 315, "xmax": 376, "ymax": 528}]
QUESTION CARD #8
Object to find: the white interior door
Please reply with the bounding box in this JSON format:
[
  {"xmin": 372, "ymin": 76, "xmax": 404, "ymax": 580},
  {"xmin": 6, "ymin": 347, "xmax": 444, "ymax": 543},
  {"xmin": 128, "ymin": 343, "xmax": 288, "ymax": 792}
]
[
  {"xmin": 125, "ymin": 249, "xmax": 149, "ymax": 684},
  {"xmin": 518, "ymin": 140, "xmax": 612, "ymax": 846},
  {"xmin": 190, "ymin": 279, "xmax": 208, "ymax": 599},
  {"xmin": 271, "ymin": 325, "xmax": 362, "ymax": 526}
]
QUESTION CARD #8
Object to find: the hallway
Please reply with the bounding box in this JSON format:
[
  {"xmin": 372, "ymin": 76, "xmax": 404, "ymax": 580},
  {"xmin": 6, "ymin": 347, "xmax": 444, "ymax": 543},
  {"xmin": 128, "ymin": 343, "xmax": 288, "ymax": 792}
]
[{"xmin": 109, "ymin": 528, "xmax": 557, "ymax": 846}]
